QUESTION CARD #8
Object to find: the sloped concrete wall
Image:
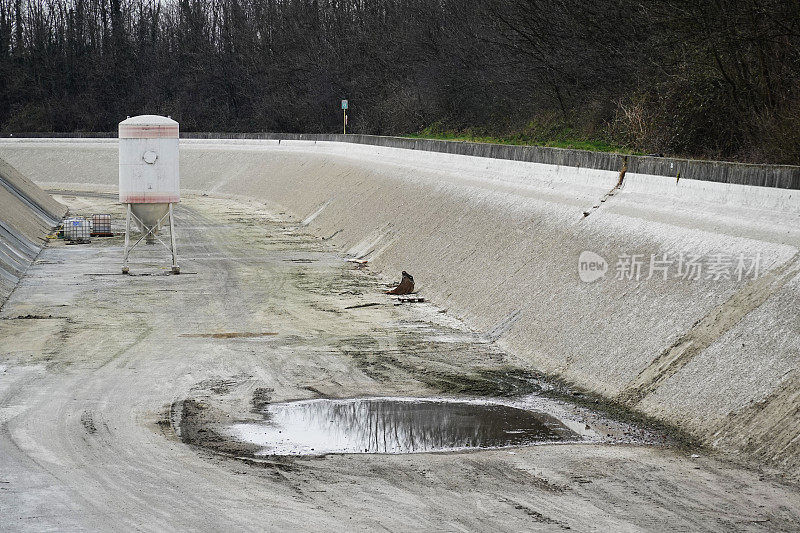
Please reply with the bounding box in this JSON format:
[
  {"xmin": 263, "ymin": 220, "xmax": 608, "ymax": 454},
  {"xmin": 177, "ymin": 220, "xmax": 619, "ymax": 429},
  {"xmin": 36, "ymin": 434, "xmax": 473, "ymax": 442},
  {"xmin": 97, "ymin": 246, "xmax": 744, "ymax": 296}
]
[
  {"xmin": 7, "ymin": 133, "xmax": 800, "ymax": 189},
  {"xmin": 0, "ymin": 157, "xmax": 66, "ymax": 306},
  {"xmin": 1, "ymin": 138, "xmax": 798, "ymax": 478}
]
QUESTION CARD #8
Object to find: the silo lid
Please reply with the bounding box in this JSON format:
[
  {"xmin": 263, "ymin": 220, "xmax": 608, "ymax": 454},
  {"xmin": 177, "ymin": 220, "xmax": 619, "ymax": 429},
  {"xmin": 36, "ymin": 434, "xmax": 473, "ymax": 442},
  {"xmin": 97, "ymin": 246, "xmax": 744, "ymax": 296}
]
[
  {"xmin": 119, "ymin": 115, "xmax": 179, "ymax": 138},
  {"xmin": 119, "ymin": 114, "xmax": 178, "ymax": 126}
]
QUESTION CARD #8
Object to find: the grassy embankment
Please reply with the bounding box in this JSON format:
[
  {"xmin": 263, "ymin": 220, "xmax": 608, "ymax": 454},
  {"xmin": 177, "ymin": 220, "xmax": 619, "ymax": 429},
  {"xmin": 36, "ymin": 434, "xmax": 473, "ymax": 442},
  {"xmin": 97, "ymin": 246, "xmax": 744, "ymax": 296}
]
[{"xmin": 406, "ymin": 123, "xmax": 644, "ymax": 155}]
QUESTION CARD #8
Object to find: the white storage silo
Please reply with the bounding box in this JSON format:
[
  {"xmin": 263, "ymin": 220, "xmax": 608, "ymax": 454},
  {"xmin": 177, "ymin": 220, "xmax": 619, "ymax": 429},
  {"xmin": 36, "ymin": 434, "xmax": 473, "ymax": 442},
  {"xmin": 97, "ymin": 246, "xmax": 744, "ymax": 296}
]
[{"xmin": 119, "ymin": 115, "xmax": 180, "ymax": 274}]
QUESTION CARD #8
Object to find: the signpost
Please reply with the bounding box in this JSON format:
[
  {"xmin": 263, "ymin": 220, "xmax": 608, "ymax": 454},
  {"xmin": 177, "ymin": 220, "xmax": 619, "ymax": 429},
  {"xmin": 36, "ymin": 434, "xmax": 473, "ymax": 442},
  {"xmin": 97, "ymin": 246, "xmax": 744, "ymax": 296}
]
[{"xmin": 341, "ymin": 99, "xmax": 348, "ymax": 134}]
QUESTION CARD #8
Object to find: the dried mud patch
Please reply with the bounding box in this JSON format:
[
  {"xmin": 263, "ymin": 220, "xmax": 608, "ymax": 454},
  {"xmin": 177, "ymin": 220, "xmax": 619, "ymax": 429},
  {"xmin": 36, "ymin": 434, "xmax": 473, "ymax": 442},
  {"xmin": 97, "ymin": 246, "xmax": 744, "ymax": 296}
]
[
  {"xmin": 290, "ymin": 265, "xmax": 380, "ymax": 297},
  {"xmin": 177, "ymin": 399, "xmax": 263, "ymax": 457},
  {"xmin": 179, "ymin": 332, "xmax": 278, "ymax": 339}
]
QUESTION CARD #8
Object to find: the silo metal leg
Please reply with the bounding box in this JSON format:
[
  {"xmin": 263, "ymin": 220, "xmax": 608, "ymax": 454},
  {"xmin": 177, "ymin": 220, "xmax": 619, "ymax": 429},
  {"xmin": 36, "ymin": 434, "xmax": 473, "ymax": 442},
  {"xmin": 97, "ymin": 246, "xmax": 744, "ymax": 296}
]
[
  {"xmin": 169, "ymin": 203, "xmax": 180, "ymax": 274},
  {"xmin": 122, "ymin": 204, "xmax": 131, "ymax": 274}
]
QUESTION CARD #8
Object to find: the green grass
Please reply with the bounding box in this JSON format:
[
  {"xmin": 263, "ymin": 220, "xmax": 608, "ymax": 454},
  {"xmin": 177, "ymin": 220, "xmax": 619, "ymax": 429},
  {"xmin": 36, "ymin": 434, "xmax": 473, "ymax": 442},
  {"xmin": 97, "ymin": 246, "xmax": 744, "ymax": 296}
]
[{"xmin": 404, "ymin": 124, "xmax": 643, "ymax": 155}]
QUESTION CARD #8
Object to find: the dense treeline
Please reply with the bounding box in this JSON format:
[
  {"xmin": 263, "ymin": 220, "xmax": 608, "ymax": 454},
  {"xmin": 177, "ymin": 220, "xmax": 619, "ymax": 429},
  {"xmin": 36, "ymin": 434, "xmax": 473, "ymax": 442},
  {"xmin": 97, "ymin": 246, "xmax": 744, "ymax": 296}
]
[{"xmin": 1, "ymin": 0, "xmax": 798, "ymax": 163}]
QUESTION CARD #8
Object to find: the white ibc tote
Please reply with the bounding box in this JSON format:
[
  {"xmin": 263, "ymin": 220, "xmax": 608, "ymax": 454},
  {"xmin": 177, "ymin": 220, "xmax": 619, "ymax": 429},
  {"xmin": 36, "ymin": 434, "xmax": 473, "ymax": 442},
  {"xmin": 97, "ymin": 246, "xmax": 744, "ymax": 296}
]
[{"xmin": 118, "ymin": 115, "xmax": 180, "ymax": 274}]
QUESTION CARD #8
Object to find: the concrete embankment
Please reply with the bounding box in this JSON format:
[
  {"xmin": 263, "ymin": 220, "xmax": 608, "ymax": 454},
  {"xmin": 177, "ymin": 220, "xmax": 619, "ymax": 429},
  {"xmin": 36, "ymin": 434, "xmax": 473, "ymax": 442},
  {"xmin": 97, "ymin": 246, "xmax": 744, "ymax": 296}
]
[
  {"xmin": 0, "ymin": 157, "xmax": 66, "ymax": 306},
  {"xmin": 1, "ymin": 137, "xmax": 798, "ymax": 478}
]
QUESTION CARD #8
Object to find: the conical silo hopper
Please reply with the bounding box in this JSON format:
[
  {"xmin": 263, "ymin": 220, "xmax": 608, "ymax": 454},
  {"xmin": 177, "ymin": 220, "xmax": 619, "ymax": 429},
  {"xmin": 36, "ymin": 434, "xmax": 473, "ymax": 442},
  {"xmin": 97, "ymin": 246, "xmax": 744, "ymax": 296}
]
[{"xmin": 119, "ymin": 115, "xmax": 180, "ymax": 274}]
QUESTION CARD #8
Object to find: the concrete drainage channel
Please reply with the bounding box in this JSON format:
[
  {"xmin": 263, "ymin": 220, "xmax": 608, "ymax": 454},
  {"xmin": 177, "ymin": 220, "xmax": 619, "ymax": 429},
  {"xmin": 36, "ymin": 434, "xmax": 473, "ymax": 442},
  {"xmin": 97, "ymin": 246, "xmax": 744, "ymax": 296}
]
[
  {"xmin": 2, "ymin": 191, "xmax": 798, "ymax": 531},
  {"xmin": 3, "ymin": 141, "xmax": 800, "ymax": 530}
]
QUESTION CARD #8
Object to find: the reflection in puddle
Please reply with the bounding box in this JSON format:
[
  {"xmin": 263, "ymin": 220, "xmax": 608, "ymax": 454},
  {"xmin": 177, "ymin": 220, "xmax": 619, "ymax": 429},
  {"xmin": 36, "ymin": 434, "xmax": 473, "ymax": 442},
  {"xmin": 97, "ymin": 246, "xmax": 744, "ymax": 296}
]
[{"xmin": 227, "ymin": 397, "xmax": 581, "ymax": 455}]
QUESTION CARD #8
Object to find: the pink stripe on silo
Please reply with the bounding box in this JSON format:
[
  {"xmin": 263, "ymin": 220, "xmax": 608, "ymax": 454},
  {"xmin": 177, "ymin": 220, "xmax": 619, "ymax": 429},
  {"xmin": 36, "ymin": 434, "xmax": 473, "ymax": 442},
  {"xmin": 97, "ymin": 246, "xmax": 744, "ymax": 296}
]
[
  {"xmin": 120, "ymin": 193, "xmax": 180, "ymax": 203},
  {"xmin": 119, "ymin": 124, "xmax": 179, "ymax": 138}
]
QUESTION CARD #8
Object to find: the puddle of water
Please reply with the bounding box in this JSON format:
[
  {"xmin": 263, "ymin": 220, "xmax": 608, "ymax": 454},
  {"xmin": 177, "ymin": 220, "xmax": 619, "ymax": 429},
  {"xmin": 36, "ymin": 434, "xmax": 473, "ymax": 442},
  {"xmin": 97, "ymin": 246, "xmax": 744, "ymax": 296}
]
[{"xmin": 227, "ymin": 397, "xmax": 581, "ymax": 456}]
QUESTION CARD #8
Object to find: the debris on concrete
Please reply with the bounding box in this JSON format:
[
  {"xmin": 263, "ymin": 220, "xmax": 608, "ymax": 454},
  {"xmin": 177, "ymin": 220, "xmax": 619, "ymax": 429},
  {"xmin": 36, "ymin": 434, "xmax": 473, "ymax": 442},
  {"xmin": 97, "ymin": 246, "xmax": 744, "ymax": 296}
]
[
  {"xmin": 386, "ymin": 270, "xmax": 414, "ymax": 295},
  {"xmin": 395, "ymin": 296, "xmax": 425, "ymax": 304},
  {"xmin": 344, "ymin": 302, "xmax": 384, "ymax": 310},
  {"xmin": 179, "ymin": 332, "xmax": 278, "ymax": 339}
]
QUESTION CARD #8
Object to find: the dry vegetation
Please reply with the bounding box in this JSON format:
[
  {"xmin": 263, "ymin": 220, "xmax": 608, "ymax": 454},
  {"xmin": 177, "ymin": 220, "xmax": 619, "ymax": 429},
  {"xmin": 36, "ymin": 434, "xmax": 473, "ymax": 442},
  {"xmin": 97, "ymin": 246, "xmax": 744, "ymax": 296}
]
[{"xmin": 0, "ymin": 0, "xmax": 798, "ymax": 163}]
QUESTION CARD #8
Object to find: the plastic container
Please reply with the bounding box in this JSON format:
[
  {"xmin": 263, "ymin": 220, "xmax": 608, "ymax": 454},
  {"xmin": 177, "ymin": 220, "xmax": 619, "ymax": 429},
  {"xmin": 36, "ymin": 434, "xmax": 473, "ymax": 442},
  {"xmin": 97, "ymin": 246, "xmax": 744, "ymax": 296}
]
[
  {"xmin": 91, "ymin": 214, "xmax": 112, "ymax": 236},
  {"xmin": 64, "ymin": 217, "xmax": 91, "ymax": 243}
]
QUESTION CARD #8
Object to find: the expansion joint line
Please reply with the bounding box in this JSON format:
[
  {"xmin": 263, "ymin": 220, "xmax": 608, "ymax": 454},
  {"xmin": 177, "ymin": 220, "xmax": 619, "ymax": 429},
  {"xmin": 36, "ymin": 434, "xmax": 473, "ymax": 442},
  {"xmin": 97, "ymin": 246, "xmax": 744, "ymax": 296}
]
[{"xmin": 583, "ymin": 156, "xmax": 628, "ymax": 218}]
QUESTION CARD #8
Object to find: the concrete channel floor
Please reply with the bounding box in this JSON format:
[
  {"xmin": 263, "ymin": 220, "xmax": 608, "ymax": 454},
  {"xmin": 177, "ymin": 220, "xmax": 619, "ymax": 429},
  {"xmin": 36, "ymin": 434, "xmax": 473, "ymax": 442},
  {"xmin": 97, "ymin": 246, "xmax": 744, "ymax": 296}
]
[{"xmin": 1, "ymin": 190, "xmax": 799, "ymax": 532}]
